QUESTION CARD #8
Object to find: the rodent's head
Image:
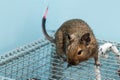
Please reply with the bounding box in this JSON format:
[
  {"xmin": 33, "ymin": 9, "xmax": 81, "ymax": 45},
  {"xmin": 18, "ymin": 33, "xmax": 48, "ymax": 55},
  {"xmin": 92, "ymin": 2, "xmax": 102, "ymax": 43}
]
[{"xmin": 66, "ymin": 33, "xmax": 91, "ymax": 66}]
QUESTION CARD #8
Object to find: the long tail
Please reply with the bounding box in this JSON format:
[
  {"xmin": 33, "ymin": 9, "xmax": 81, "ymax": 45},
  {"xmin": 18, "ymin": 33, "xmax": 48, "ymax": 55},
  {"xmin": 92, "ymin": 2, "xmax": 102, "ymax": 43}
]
[{"xmin": 42, "ymin": 7, "xmax": 55, "ymax": 43}]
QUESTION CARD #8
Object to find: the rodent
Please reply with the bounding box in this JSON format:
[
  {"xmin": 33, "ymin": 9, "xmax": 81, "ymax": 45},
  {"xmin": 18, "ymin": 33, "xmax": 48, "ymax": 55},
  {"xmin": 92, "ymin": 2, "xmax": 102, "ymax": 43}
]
[{"xmin": 42, "ymin": 17, "xmax": 99, "ymax": 67}]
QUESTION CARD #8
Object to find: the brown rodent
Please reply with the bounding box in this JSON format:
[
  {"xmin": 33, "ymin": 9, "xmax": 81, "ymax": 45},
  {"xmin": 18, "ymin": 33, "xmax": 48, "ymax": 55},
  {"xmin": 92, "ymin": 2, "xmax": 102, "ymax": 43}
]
[{"xmin": 42, "ymin": 17, "xmax": 99, "ymax": 66}]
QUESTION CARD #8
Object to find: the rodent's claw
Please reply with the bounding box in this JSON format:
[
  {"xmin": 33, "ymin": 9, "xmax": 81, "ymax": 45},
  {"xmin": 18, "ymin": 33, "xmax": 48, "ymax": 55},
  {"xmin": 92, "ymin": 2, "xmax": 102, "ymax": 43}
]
[
  {"xmin": 94, "ymin": 63, "xmax": 101, "ymax": 67},
  {"xmin": 63, "ymin": 58, "xmax": 67, "ymax": 62}
]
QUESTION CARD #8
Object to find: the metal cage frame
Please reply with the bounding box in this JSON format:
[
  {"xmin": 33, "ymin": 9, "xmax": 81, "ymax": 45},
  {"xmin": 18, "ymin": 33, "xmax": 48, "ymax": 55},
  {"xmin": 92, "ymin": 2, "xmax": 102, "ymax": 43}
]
[{"xmin": 0, "ymin": 38, "xmax": 120, "ymax": 80}]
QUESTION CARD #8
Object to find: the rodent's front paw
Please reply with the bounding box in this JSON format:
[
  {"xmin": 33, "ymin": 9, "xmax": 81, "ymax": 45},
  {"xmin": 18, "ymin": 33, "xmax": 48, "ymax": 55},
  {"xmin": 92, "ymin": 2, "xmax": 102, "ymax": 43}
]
[
  {"xmin": 63, "ymin": 57, "xmax": 67, "ymax": 61},
  {"xmin": 58, "ymin": 55, "xmax": 67, "ymax": 62},
  {"xmin": 94, "ymin": 63, "xmax": 101, "ymax": 67}
]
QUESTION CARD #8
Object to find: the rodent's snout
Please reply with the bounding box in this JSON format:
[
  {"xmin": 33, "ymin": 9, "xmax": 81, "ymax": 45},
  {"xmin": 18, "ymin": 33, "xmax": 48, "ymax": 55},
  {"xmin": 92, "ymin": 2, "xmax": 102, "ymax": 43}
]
[
  {"xmin": 67, "ymin": 61, "xmax": 79, "ymax": 68},
  {"xmin": 67, "ymin": 59, "xmax": 79, "ymax": 66}
]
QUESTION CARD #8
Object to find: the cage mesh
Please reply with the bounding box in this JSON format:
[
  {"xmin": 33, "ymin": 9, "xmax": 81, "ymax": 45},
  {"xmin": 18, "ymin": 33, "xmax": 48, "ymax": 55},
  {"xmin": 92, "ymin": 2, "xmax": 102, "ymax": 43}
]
[{"xmin": 0, "ymin": 38, "xmax": 120, "ymax": 80}]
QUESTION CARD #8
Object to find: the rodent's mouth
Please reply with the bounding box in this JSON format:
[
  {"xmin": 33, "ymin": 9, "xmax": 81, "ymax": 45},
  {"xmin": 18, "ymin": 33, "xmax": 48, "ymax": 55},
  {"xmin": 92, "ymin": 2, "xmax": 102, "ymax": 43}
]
[
  {"xmin": 68, "ymin": 60, "xmax": 79, "ymax": 66},
  {"xmin": 67, "ymin": 62, "xmax": 79, "ymax": 68}
]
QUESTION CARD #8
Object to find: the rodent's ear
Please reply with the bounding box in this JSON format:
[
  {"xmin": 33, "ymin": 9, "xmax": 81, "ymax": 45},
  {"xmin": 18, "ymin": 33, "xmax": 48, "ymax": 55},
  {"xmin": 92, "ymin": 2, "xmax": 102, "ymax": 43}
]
[
  {"xmin": 67, "ymin": 33, "xmax": 71, "ymax": 40},
  {"xmin": 80, "ymin": 33, "xmax": 91, "ymax": 45},
  {"xmin": 64, "ymin": 32, "xmax": 71, "ymax": 40},
  {"xmin": 66, "ymin": 33, "xmax": 75, "ymax": 41}
]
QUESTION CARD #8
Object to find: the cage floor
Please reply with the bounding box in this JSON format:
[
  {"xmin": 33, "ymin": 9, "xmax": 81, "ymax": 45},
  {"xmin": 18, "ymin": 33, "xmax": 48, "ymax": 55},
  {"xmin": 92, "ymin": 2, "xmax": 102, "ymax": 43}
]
[{"xmin": 0, "ymin": 39, "xmax": 120, "ymax": 80}]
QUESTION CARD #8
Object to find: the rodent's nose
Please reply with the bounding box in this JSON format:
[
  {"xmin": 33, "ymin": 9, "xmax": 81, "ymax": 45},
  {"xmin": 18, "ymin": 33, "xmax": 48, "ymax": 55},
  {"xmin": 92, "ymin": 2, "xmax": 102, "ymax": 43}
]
[{"xmin": 68, "ymin": 60, "xmax": 77, "ymax": 66}]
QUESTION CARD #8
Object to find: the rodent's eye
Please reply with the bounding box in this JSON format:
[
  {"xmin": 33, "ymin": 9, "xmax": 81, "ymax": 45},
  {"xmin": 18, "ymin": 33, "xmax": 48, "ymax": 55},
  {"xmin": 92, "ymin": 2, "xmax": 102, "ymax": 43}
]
[{"xmin": 78, "ymin": 50, "xmax": 83, "ymax": 55}]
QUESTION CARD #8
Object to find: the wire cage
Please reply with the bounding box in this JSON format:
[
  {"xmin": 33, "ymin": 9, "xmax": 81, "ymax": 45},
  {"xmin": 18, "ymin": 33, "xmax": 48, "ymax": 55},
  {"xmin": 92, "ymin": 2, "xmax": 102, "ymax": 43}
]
[{"xmin": 0, "ymin": 38, "xmax": 120, "ymax": 80}]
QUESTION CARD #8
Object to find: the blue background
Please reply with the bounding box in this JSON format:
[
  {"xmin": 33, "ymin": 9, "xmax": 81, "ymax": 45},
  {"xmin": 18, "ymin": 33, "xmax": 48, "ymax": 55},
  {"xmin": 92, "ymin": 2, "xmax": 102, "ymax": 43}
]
[{"xmin": 0, "ymin": 0, "xmax": 120, "ymax": 54}]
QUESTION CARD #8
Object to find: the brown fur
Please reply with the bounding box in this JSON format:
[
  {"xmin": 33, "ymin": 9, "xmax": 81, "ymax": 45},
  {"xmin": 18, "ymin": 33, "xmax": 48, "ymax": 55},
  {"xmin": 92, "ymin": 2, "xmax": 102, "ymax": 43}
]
[{"xmin": 42, "ymin": 19, "xmax": 99, "ymax": 66}]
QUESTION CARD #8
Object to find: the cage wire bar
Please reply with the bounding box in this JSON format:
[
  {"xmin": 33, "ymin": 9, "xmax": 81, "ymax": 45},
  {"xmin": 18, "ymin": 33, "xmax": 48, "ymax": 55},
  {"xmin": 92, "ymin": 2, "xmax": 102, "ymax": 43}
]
[{"xmin": 0, "ymin": 38, "xmax": 120, "ymax": 80}]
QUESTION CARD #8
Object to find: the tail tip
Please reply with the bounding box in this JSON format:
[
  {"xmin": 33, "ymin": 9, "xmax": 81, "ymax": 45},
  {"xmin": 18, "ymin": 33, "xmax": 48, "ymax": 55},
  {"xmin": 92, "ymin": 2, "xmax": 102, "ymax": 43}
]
[{"xmin": 43, "ymin": 6, "xmax": 48, "ymax": 19}]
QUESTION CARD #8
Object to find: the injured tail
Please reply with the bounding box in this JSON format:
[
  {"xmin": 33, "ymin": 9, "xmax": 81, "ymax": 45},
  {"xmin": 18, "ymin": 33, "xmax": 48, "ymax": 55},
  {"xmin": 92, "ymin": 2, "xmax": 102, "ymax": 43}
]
[{"xmin": 42, "ymin": 7, "xmax": 55, "ymax": 43}]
